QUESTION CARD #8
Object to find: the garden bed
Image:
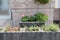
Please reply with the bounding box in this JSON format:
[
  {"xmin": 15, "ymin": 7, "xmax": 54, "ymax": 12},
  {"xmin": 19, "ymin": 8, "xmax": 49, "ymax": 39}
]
[
  {"xmin": 0, "ymin": 24, "xmax": 59, "ymax": 40},
  {"xmin": 0, "ymin": 24, "xmax": 59, "ymax": 32}
]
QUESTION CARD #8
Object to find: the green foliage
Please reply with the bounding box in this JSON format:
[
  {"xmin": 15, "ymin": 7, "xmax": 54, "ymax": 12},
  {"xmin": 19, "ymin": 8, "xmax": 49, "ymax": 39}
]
[
  {"xmin": 29, "ymin": 16, "xmax": 36, "ymax": 22},
  {"xmin": 21, "ymin": 16, "xmax": 30, "ymax": 22},
  {"xmin": 21, "ymin": 12, "xmax": 48, "ymax": 22},
  {"xmin": 49, "ymin": 24, "xmax": 59, "ymax": 32},
  {"xmin": 34, "ymin": 0, "xmax": 49, "ymax": 4},
  {"xmin": 28, "ymin": 26, "xmax": 39, "ymax": 31},
  {"xmin": 43, "ymin": 24, "xmax": 59, "ymax": 32},
  {"xmin": 34, "ymin": 12, "xmax": 48, "ymax": 22},
  {"xmin": 21, "ymin": 16, "xmax": 36, "ymax": 22},
  {"xmin": 43, "ymin": 26, "xmax": 50, "ymax": 31}
]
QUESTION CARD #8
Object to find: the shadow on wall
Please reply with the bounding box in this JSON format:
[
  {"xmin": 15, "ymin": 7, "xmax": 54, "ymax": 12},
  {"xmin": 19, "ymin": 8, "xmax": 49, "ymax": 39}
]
[
  {"xmin": 54, "ymin": 8, "xmax": 60, "ymax": 24},
  {"xmin": 53, "ymin": 20, "xmax": 59, "ymax": 24}
]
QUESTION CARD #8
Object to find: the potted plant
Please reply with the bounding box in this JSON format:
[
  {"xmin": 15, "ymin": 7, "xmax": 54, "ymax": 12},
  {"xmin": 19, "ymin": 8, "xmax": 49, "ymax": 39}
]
[
  {"xmin": 34, "ymin": 0, "xmax": 50, "ymax": 5},
  {"xmin": 19, "ymin": 12, "xmax": 48, "ymax": 27}
]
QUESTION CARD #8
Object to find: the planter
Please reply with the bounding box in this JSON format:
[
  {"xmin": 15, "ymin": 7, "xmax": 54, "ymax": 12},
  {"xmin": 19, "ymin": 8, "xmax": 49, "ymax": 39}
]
[{"xmin": 19, "ymin": 22, "xmax": 45, "ymax": 28}]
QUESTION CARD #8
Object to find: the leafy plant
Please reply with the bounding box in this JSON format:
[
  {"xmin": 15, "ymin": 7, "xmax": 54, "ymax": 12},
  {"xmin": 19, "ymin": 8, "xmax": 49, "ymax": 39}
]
[
  {"xmin": 28, "ymin": 26, "xmax": 39, "ymax": 31},
  {"xmin": 29, "ymin": 16, "xmax": 36, "ymax": 22},
  {"xmin": 34, "ymin": 0, "xmax": 49, "ymax": 4},
  {"xmin": 42, "ymin": 25, "xmax": 50, "ymax": 31},
  {"xmin": 43, "ymin": 25, "xmax": 50, "ymax": 31},
  {"xmin": 21, "ymin": 16, "xmax": 30, "ymax": 22},
  {"xmin": 21, "ymin": 12, "xmax": 48, "ymax": 22},
  {"xmin": 49, "ymin": 24, "xmax": 59, "ymax": 32},
  {"xmin": 42, "ymin": 24, "xmax": 59, "ymax": 32},
  {"xmin": 34, "ymin": 12, "xmax": 48, "ymax": 22}
]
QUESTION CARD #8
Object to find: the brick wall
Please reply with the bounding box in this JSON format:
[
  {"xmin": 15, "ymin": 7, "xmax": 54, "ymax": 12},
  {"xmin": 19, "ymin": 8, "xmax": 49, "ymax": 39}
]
[
  {"xmin": 54, "ymin": 9, "xmax": 59, "ymax": 20},
  {"xmin": 10, "ymin": 0, "xmax": 55, "ymax": 26},
  {"xmin": 0, "ymin": 0, "xmax": 55, "ymax": 27}
]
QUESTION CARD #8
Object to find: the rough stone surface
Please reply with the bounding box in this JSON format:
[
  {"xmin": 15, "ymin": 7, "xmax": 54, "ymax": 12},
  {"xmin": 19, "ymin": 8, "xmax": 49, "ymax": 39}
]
[
  {"xmin": 0, "ymin": 32, "xmax": 60, "ymax": 40},
  {"xmin": 10, "ymin": 0, "xmax": 55, "ymax": 26},
  {"xmin": 0, "ymin": 0, "xmax": 55, "ymax": 27}
]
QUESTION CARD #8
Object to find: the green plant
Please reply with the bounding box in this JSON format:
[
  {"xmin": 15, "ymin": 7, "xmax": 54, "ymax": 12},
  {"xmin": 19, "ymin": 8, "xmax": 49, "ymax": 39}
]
[
  {"xmin": 28, "ymin": 26, "xmax": 39, "ymax": 31},
  {"xmin": 49, "ymin": 24, "xmax": 59, "ymax": 32},
  {"xmin": 34, "ymin": 0, "xmax": 49, "ymax": 4},
  {"xmin": 43, "ymin": 25, "xmax": 50, "ymax": 31},
  {"xmin": 29, "ymin": 16, "xmax": 36, "ymax": 22},
  {"xmin": 42, "ymin": 24, "xmax": 59, "ymax": 32},
  {"xmin": 21, "ymin": 16, "xmax": 30, "ymax": 22},
  {"xmin": 21, "ymin": 12, "xmax": 48, "ymax": 22},
  {"xmin": 34, "ymin": 12, "xmax": 48, "ymax": 22}
]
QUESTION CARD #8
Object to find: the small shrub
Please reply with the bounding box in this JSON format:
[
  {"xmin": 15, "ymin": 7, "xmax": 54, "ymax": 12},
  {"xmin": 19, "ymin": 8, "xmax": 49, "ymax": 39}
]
[
  {"xmin": 43, "ymin": 26, "xmax": 50, "ymax": 31},
  {"xmin": 34, "ymin": 12, "xmax": 48, "ymax": 22},
  {"xmin": 49, "ymin": 24, "xmax": 59, "ymax": 32},
  {"xmin": 42, "ymin": 24, "xmax": 59, "ymax": 32},
  {"xmin": 21, "ymin": 12, "xmax": 48, "ymax": 22},
  {"xmin": 29, "ymin": 16, "xmax": 36, "ymax": 22},
  {"xmin": 28, "ymin": 26, "xmax": 39, "ymax": 31},
  {"xmin": 34, "ymin": 0, "xmax": 49, "ymax": 4},
  {"xmin": 21, "ymin": 16, "xmax": 30, "ymax": 22}
]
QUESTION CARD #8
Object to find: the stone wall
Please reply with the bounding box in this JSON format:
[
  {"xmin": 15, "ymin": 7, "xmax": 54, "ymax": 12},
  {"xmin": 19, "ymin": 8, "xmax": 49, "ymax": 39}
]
[
  {"xmin": 0, "ymin": 32, "xmax": 60, "ymax": 40},
  {"xmin": 10, "ymin": 0, "xmax": 55, "ymax": 26},
  {"xmin": 0, "ymin": 0, "xmax": 55, "ymax": 27},
  {"xmin": 54, "ymin": 9, "xmax": 59, "ymax": 20}
]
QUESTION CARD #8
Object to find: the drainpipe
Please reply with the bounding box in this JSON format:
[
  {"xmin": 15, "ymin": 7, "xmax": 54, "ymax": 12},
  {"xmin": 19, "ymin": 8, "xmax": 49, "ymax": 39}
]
[
  {"xmin": 59, "ymin": 9, "xmax": 60, "ymax": 28},
  {"xmin": 11, "ymin": 10, "xmax": 14, "ymax": 27}
]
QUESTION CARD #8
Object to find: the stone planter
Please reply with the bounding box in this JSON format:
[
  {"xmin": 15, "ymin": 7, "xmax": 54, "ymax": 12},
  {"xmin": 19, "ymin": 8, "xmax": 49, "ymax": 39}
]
[{"xmin": 19, "ymin": 22, "xmax": 45, "ymax": 28}]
